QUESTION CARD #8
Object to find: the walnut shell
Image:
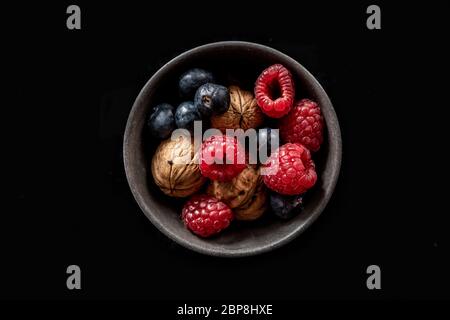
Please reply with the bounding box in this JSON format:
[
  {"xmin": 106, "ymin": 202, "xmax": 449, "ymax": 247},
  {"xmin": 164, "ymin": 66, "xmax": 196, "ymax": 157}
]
[
  {"xmin": 210, "ymin": 85, "xmax": 264, "ymax": 131},
  {"xmin": 151, "ymin": 135, "xmax": 206, "ymax": 197},
  {"xmin": 207, "ymin": 165, "xmax": 267, "ymax": 220}
]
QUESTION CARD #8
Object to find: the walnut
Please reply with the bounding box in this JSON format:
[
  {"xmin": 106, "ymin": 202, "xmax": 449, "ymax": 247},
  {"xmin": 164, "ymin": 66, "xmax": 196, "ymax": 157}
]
[
  {"xmin": 151, "ymin": 135, "xmax": 206, "ymax": 197},
  {"xmin": 207, "ymin": 165, "xmax": 267, "ymax": 220},
  {"xmin": 210, "ymin": 85, "xmax": 265, "ymax": 132}
]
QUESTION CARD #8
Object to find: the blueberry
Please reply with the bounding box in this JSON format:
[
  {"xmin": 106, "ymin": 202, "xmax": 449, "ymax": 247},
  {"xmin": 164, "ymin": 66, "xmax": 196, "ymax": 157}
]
[
  {"xmin": 258, "ymin": 127, "xmax": 280, "ymax": 160},
  {"xmin": 179, "ymin": 68, "xmax": 215, "ymax": 98},
  {"xmin": 269, "ymin": 193, "xmax": 304, "ymax": 219},
  {"xmin": 147, "ymin": 103, "xmax": 175, "ymax": 139},
  {"xmin": 194, "ymin": 83, "xmax": 230, "ymax": 117},
  {"xmin": 175, "ymin": 101, "xmax": 202, "ymax": 131}
]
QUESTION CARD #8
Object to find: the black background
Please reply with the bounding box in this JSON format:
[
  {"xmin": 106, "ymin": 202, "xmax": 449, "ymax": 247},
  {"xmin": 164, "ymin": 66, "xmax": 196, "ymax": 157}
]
[{"xmin": 2, "ymin": 0, "xmax": 449, "ymax": 305}]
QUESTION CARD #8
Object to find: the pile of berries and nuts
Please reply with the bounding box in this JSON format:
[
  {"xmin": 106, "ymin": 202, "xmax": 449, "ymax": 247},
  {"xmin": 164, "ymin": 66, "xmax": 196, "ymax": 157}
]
[{"xmin": 148, "ymin": 65, "xmax": 324, "ymax": 238}]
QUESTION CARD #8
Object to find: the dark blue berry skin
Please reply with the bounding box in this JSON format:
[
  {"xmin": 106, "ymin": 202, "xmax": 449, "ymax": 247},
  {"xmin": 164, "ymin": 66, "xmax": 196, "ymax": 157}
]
[
  {"xmin": 147, "ymin": 103, "xmax": 175, "ymax": 139},
  {"xmin": 175, "ymin": 101, "xmax": 202, "ymax": 131},
  {"xmin": 270, "ymin": 193, "xmax": 304, "ymax": 219},
  {"xmin": 179, "ymin": 68, "xmax": 215, "ymax": 98},
  {"xmin": 258, "ymin": 127, "xmax": 280, "ymax": 158},
  {"xmin": 194, "ymin": 83, "xmax": 230, "ymax": 117}
]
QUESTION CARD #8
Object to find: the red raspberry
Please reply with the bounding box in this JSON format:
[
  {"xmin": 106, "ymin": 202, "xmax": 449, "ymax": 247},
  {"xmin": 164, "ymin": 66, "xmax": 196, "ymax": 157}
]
[
  {"xmin": 182, "ymin": 194, "xmax": 233, "ymax": 237},
  {"xmin": 254, "ymin": 64, "xmax": 295, "ymax": 118},
  {"xmin": 262, "ymin": 143, "xmax": 317, "ymax": 195},
  {"xmin": 279, "ymin": 99, "xmax": 324, "ymax": 152},
  {"xmin": 200, "ymin": 135, "xmax": 246, "ymax": 181}
]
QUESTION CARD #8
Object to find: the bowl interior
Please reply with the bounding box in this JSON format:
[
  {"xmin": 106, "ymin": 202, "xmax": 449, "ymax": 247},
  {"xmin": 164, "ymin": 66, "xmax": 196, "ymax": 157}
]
[{"xmin": 124, "ymin": 42, "xmax": 341, "ymax": 257}]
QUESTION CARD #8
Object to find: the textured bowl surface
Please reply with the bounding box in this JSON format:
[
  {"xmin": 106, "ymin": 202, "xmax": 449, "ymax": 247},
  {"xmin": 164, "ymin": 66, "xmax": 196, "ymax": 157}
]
[{"xmin": 124, "ymin": 41, "xmax": 342, "ymax": 257}]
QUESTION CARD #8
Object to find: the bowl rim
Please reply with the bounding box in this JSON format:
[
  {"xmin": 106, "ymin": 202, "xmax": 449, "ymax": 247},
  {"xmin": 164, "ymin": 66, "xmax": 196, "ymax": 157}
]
[{"xmin": 123, "ymin": 41, "xmax": 342, "ymax": 257}]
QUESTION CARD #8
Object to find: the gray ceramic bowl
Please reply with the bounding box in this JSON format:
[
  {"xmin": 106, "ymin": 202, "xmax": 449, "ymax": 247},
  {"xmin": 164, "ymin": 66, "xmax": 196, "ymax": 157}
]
[{"xmin": 124, "ymin": 41, "xmax": 341, "ymax": 257}]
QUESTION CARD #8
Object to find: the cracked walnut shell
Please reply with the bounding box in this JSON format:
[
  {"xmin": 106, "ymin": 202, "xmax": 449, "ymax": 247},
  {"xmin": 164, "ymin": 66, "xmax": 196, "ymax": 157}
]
[
  {"xmin": 210, "ymin": 85, "xmax": 264, "ymax": 131},
  {"xmin": 207, "ymin": 165, "xmax": 267, "ymax": 220},
  {"xmin": 151, "ymin": 135, "xmax": 206, "ymax": 197}
]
